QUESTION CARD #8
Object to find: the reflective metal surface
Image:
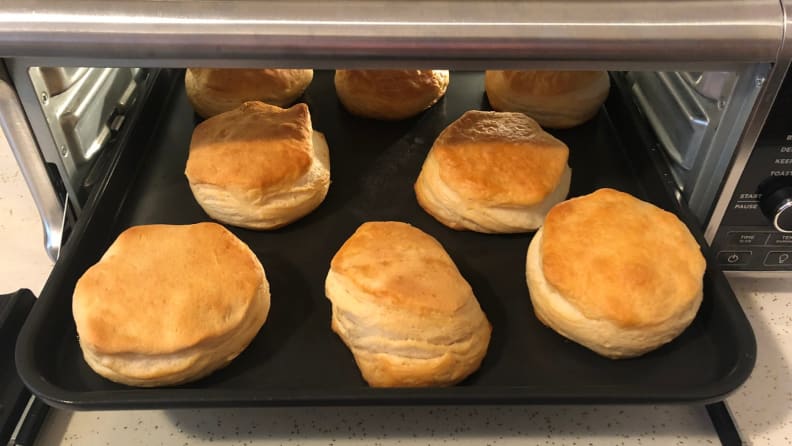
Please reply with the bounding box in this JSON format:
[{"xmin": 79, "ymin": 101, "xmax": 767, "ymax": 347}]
[
  {"xmin": 32, "ymin": 67, "xmax": 88, "ymax": 97},
  {"xmin": 706, "ymin": 0, "xmax": 792, "ymax": 249},
  {"xmin": 29, "ymin": 67, "xmax": 141, "ymax": 167},
  {"xmin": 683, "ymin": 72, "xmax": 735, "ymax": 102},
  {"xmin": 630, "ymin": 71, "xmax": 710, "ymax": 171},
  {"xmin": 0, "ymin": 1, "xmax": 782, "ymax": 69},
  {"xmin": 0, "ymin": 63, "xmax": 64, "ymax": 261},
  {"xmin": 626, "ymin": 65, "xmax": 768, "ymax": 224}
]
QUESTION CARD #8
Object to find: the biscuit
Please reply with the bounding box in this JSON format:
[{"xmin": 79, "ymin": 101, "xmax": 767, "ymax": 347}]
[
  {"xmin": 415, "ymin": 110, "xmax": 571, "ymax": 233},
  {"xmin": 485, "ymin": 70, "xmax": 609, "ymax": 128},
  {"xmin": 185, "ymin": 101, "xmax": 330, "ymax": 229},
  {"xmin": 325, "ymin": 221, "xmax": 492, "ymax": 387},
  {"xmin": 334, "ymin": 70, "xmax": 449, "ymax": 120},
  {"xmin": 73, "ymin": 223, "xmax": 269, "ymax": 386},
  {"xmin": 525, "ymin": 189, "xmax": 706, "ymax": 358},
  {"xmin": 186, "ymin": 68, "xmax": 313, "ymax": 118}
]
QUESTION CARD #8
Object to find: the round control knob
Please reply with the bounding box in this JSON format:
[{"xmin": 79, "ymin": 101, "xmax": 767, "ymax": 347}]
[{"xmin": 758, "ymin": 178, "xmax": 792, "ymax": 233}]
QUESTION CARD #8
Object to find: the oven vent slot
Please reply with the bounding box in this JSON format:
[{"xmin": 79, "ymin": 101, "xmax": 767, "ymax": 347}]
[
  {"xmin": 630, "ymin": 71, "xmax": 710, "ymax": 171},
  {"xmin": 31, "ymin": 67, "xmax": 141, "ymax": 166}
]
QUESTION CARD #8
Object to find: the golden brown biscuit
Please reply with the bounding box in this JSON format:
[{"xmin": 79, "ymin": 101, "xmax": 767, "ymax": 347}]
[
  {"xmin": 415, "ymin": 110, "xmax": 571, "ymax": 233},
  {"xmin": 485, "ymin": 70, "xmax": 609, "ymax": 128},
  {"xmin": 334, "ymin": 70, "xmax": 449, "ymax": 120},
  {"xmin": 185, "ymin": 68, "xmax": 313, "ymax": 118},
  {"xmin": 325, "ymin": 221, "xmax": 491, "ymax": 387},
  {"xmin": 73, "ymin": 223, "xmax": 269, "ymax": 387},
  {"xmin": 525, "ymin": 189, "xmax": 706, "ymax": 358},
  {"xmin": 185, "ymin": 101, "xmax": 330, "ymax": 229}
]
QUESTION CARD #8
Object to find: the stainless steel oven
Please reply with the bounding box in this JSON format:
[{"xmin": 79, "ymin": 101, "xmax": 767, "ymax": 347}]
[
  {"xmin": 1, "ymin": 1, "xmax": 791, "ymax": 277},
  {"xmin": 706, "ymin": 66, "xmax": 792, "ymax": 276},
  {"xmin": 0, "ymin": 0, "xmax": 791, "ymax": 443}
]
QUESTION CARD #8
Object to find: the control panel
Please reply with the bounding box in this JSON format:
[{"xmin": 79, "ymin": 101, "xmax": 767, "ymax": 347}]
[{"xmin": 712, "ymin": 69, "xmax": 792, "ymax": 271}]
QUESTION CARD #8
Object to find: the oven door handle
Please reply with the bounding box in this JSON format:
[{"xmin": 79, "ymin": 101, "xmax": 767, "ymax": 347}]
[{"xmin": 0, "ymin": 62, "xmax": 65, "ymax": 261}]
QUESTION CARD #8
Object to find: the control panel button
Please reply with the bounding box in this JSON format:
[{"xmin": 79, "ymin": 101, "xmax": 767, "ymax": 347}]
[
  {"xmin": 717, "ymin": 251, "xmax": 752, "ymax": 266},
  {"xmin": 727, "ymin": 232, "xmax": 770, "ymax": 246},
  {"xmin": 763, "ymin": 251, "xmax": 792, "ymax": 266},
  {"xmin": 775, "ymin": 200, "xmax": 792, "ymax": 232},
  {"xmin": 768, "ymin": 233, "xmax": 792, "ymax": 245},
  {"xmin": 758, "ymin": 177, "xmax": 792, "ymax": 232}
]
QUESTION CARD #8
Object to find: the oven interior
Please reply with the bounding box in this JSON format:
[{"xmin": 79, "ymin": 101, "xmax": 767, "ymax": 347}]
[{"xmin": 12, "ymin": 63, "xmax": 770, "ymax": 230}]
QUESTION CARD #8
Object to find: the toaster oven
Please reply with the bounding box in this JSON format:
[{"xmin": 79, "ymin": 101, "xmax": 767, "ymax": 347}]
[
  {"xmin": 1, "ymin": 1, "xmax": 791, "ymax": 277},
  {"xmin": 0, "ymin": 0, "xmax": 789, "ymax": 425}
]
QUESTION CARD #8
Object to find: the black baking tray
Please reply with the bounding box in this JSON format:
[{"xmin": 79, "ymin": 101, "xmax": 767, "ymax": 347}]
[{"xmin": 16, "ymin": 70, "xmax": 756, "ymax": 409}]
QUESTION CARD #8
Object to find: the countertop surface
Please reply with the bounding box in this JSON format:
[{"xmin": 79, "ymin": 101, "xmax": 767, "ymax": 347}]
[{"xmin": 1, "ymin": 132, "xmax": 790, "ymax": 445}]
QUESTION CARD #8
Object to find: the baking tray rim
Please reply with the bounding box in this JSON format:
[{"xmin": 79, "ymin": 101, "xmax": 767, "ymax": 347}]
[{"xmin": 14, "ymin": 70, "xmax": 757, "ymax": 410}]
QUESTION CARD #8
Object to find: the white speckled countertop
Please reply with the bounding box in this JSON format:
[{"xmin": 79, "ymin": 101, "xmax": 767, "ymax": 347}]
[{"xmin": 2, "ymin": 132, "xmax": 790, "ymax": 445}]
